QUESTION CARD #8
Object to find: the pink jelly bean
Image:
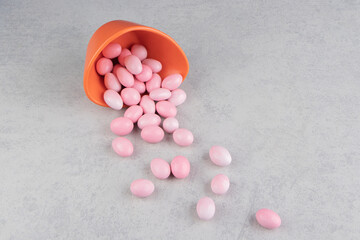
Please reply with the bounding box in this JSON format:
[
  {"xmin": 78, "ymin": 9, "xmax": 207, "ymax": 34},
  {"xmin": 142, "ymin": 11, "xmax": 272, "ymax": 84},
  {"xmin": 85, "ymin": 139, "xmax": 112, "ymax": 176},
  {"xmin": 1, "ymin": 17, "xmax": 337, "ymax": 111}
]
[
  {"xmin": 149, "ymin": 88, "xmax": 171, "ymax": 101},
  {"xmin": 173, "ymin": 128, "xmax": 194, "ymax": 147},
  {"xmin": 135, "ymin": 64, "xmax": 152, "ymax": 82},
  {"xmin": 124, "ymin": 105, "xmax": 143, "ymax": 123},
  {"xmin": 96, "ymin": 57, "xmax": 113, "ymax": 75},
  {"xmin": 112, "ymin": 64, "xmax": 121, "ymax": 74},
  {"xmin": 110, "ymin": 117, "xmax": 134, "ymax": 136},
  {"xmin": 112, "ymin": 137, "xmax": 133, "ymax": 157},
  {"xmin": 103, "ymin": 89, "xmax": 123, "ymax": 110},
  {"xmin": 104, "ymin": 73, "xmax": 121, "ymax": 92},
  {"xmin": 142, "ymin": 58, "xmax": 162, "ymax": 73},
  {"xmin": 102, "ymin": 43, "xmax": 122, "ymax": 59},
  {"xmin": 146, "ymin": 74, "xmax": 162, "ymax": 93},
  {"xmin": 150, "ymin": 158, "xmax": 171, "ymax": 179},
  {"xmin": 131, "ymin": 44, "xmax": 147, "ymax": 61},
  {"xmin": 168, "ymin": 89, "xmax": 187, "ymax": 106},
  {"xmin": 211, "ymin": 174, "xmax": 230, "ymax": 195},
  {"xmin": 171, "ymin": 156, "xmax": 190, "ymax": 179},
  {"xmin": 141, "ymin": 125, "xmax": 164, "ymax": 143},
  {"xmin": 162, "ymin": 117, "xmax": 179, "ymax": 133},
  {"xmin": 196, "ymin": 197, "xmax": 215, "ymax": 220},
  {"xmin": 161, "ymin": 73, "xmax": 183, "ymax": 90},
  {"xmin": 115, "ymin": 67, "xmax": 134, "ymax": 88},
  {"xmin": 124, "ymin": 55, "xmax": 142, "ymax": 75},
  {"xmin": 209, "ymin": 146, "xmax": 232, "ymax": 166},
  {"xmin": 137, "ymin": 113, "xmax": 161, "ymax": 129},
  {"xmin": 256, "ymin": 209, "xmax": 281, "ymax": 229},
  {"xmin": 130, "ymin": 179, "xmax": 154, "ymax": 198},
  {"xmin": 118, "ymin": 48, "xmax": 131, "ymax": 66},
  {"xmin": 121, "ymin": 88, "xmax": 141, "ymax": 106},
  {"xmin": 133, "ymin": 80, "xmax": 146, "ymax": 94},
  {"xmin": 140, "ymin": 95, "xmax": 155, "ymax": 114},
  {"xmin": 156, "ymin": 101, "xmax": 177, "ymax": 118}
]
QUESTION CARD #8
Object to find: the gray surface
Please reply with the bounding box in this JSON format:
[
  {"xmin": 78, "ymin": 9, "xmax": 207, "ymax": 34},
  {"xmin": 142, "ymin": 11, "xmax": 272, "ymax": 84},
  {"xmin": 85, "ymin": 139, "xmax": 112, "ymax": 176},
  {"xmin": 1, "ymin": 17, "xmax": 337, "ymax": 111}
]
[{"xmin": 1, "ymin": 0, "xmax": 360, "ymax": 239}]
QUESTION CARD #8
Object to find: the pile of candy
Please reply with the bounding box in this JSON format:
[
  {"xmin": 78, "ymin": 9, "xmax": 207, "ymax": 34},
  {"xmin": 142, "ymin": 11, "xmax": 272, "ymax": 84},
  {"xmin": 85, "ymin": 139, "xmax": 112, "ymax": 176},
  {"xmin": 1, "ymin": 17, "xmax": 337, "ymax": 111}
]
[{"xmin": 94, "ymin": 42, "xmax": 281, "ymax": 228}]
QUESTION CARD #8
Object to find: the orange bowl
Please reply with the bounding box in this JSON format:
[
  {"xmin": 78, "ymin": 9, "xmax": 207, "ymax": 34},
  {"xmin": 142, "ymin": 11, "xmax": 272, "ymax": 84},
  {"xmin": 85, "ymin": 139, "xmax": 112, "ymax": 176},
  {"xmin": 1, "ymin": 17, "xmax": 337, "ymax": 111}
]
[{"xmin": 83, "ymin": 20, "xmax": 189, "ymax": 107}]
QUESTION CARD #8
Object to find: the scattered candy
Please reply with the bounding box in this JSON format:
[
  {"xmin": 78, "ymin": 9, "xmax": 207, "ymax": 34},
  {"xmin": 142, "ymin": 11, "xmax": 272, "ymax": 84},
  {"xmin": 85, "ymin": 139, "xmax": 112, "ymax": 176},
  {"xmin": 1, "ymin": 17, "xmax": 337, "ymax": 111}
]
[
  {"xmin": 140, "ymin": 95, "xmax": 155, "ymax": 114},
  {"xmin": 120, "ymin": 88, "xmax": 141, "ymax": 106},
  {"xmin": 156, "ymin": 101, "xmax": 177, "ymax": 118},
  {"xmin": 211, "ymin": 174, "xmax": 230, "ymax": 195},
  {"xmin": 168, "ymin": 89, "xmax": 187, "ymax": 106},
  {"xmin": 135, "ymin": 64, "xmax": 152, "ymax": 82},
  {"xmin": 96, "ymin": 57, "xmax": 113, "ymax": 75},
  {"xmin": 146, "ymin": 74, "xmax": 161, "ymax": 92},
  {"xmin": 141, "ymin": 125, "xmax": 164, "ymax": 143},
  {"xmin": 209, "ymin": 146, "xmax": 232, "ymax": 166},
  {"xmin": 103, "ymin": 89, "xmax": 123, "ymax": 110},
  {"xmin": 150, "ymin": 158, "xmax": 171, "ymax": 179},
  {"xmin": 104, "ymin": 73, "xmax": 121, "ymax": 92},
  {"xmin": 196, "ymin": 197, "xmax": 215, "ymax": 220},
  {"xmin": 102, "ymin": 42, "xmax": 122, "ymax": 59},
  {"xmin": 255, "ymin": 209, "xmax": 281, "ymax": 229},
  {"xmin": 173, "ymin": 128, "xmax": 194, "ymax": 146},
  {"xmin": 110, "ymin": 117, "xmax": 134, "ymax": 136},
  {"xmin": 137, "ymin": 113, "xmax": 161, "ymax": 129},
  {"xmin": 112, "ymin": 137, "xmax": 133, "ymax": 157},
  {"xmin": 171, "ymin": 156, "xmax": 190, "ymax": 179},
  {"xmin": 162, "ymin": 117, "xmax": 179, "ymax": 133},
  {"xmin": 131, "ymin": 44, "xmax": 147, "ymax": 61},
  {"xmin": 162, "ymin": 73, "xmax": 183, "ymax": 90},
  {"xmin": 132, "ymin": 80, "xmax": 146, "ymax": 94},
  {"xmin": 130, "ymin": 179, "xmax": 154, "ymax": 197},
  {"xmin": 142, "ymin": 58, "xmax": 162, "ymax": 73},
  {"xmin": 124, "ymin": 105, "xmax": 143, "ymax": 123},
  {"xmin": 149, "ymin": 88, "xmax": 172, "ymax": 101}
]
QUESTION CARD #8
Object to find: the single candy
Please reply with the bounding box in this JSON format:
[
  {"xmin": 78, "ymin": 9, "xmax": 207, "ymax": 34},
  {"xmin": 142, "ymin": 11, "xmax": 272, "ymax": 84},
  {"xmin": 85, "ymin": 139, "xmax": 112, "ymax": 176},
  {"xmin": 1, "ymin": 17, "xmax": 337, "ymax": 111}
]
[
  {"xmin": 149, "ymin": 88, "xmax": 171, "ymax": 101},
  {"xmin": 255, "ymin": 209, "xmax": 281, "ymax": 229},
  {"xmin": 118, "ymin": 48, "xmax": 131, "ymax": 66},
  {"xmin": 211, "ymin": 174, "xmax": 230, "ymax": 195},
  {"xmin": 162, "ymin": 73, "xmax": 183, "ymax": 90},
  {"xmin": 131, "ymin": 44, "xmax": 147, "ymax": 61},
  {"xmin": 171, "ymin": 156, "xmax": 190, "ymax": 179},
  {"xmin": 130, "ymin": 179, "xmax": 154, "ymax": 198},
  {"xmin": 146, "ymin": 74, "xmax": 161, "ymax": 92},
  {"xmin": 121, "ymin": 88, "xmax": 141, "ymax": 106},
  {"xmin": 110, "ymin": 117, "xmax": 134, "ymax": 136},
  {"xmin": 141, "ymin": 125, "xmax": 164, "ymax": 143},
  {"xmin": 156, "ymin": 101, "xmax": 177, "ymax": 118},
  {"xmin": 133, "ymin": 80, "xmax": 146, "ymax": 94},
  {"xmin": 150, "ymin": 158, "xmax": 171, "ymax": 179},
  {"xmin": 142, "ymin": 58, "xmax": 162, "ymax": 73},
  {"xmin": 115, "ymin": 67, "xmax": 134, "ymax": 88},
  {"xmin": 162, "ymin": 117, "xmax": 179, "ymax": 133},
  {"xmin": 96, "ymin": 57, "xmax": 113, "ymax": 75},
  {"xmin": 209, "ymin": 146, "xmax": 232, "ymax": 166},
  {"xmin": 102, "ymin": 43, "xmax": 122, "ymax": 59},
  {"xmin": 104, "ymin": 73, "xmax": 121, "ymax": 92},
  {"xmin": 140, "ymin": 95, "xmax": 155, "ymax": 114},
  {"xmin": 135, "ymin": 64, "xmax": 152, "ymax": 82},
  {"xmin": 124, "ymin": 55, "xmax": 142, "ymax": 75},
  {"xmin": 137, "ymin": 113, "xmax": 161, "ymax": 129},
  {"xmin": 103, "ymin": 89, "xmax": 123, "ymax": 110},
  {"xmin": 173, "ymin": 128, "xmax": 194, "ymax": 147},
  {"xmin": 112, "ymin": 137, "xmax": 133, "ymax": 157},
  {"xmin": 112, "ymin": 64, "xmax": 121, "ymax": 74},
  {"xmin": 196, "ymin": 197, "xmax": 215, "ymax": 220},
  {"xmin": 168, "ymin": 89, "xmax": 187, "ymax": 106},
  {"xmin": 124, "ymin": 105, "xmax": 143, "ymax": 123}
]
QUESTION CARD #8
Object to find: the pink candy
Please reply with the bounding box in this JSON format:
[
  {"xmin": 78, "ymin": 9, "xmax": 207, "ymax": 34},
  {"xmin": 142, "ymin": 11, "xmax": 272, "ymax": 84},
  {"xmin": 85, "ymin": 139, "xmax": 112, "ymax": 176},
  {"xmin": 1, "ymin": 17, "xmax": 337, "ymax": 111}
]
[
  {"xmin": 142, "ymin": 58, "xmax": 162, "ymax": 73},
  {"xmin": 135, "ymin": 64, "xmax": 152, "ymax": 82},
  {"xmin": 103, "ymin": 89, "xmax": 123, "ymax": 110},
  {"xmin": 140, "ymin": 95, "xmax": 155, "ymax": 114},
  {"xmin": 124, "ymin": 105, "xmax": 143, "ymax": 123},
  {"xmin": 137, "ymin": 113, "xmax": 161, "ymax": 129},
  {"xmin": 131, "ymin": 44, "xmax": 147, "ymax": 61},
  {"xmin": 149, "ymin": 88, "xmax": 171, "ymax": 101},
  {"xmin": 146, "ymin": 74, "xmax": 161, "ymax": 92},
  {"xmin": 196, "ymin": 197, "xmax": 216, "ymax": 220},
  {"xmin": 141, "ymin": 125, "xmax": 164, "ymax": 143},
  {"xmin": 132, "ymin": 80, "xmax": 146, "ymax": 94},
  {"xmin": 118, "ymin": 48, "xmax": 131, "ymax": 66},
  {"xmin": 171, "ymin": 156, "xmax": 190, "ymax": 179},
  {"xmin": 104, "ymin": 73, "xmax": 121, "ymax": 92},
  {"xmin": 102, "ymin": 43, "xmax": 122, "ymax": 59},
  {"xmin": 168, "ymin": 89, "xmax": 187, "ymax": 106},
  {"xmin": 96, "ymin": 57, "xmax": 113, "ymax": 75},
  {"xmin": 256, "ymin": 209, "xmax": 281, "ymax": 229},
  {"xmin": 211, "ymin": 174, "xmax": 230, "ymax": 195},
  {"xmin": 124, "ymin": 55, "xmax": 142, "ymax": 75},
  {"xmin": 156, "ymin": 101, "xmax": 177, "ymax": 118},
  {"xmin": 151, "ymin": 158, "xmax": 171, "ymax": 179},
  {"xmin": 121, "ymin": 88, "xmax": 141, "ymax": 106},
  {"xmin": 209, "ymin": 146, "xmax": 232, "ymax": 166},
  {"xmin": 162, "ymin": 73, "xmax": 183, "ymax": 90},
  {"xmin": 162, "ymin": 117, "xmax": 179, "ymax": 133},
  {"xmin": 173, "ymin": 128, "xmax": 194, "ymax": 146},
  {"xmin": 115, "ymin": 67, "xmax": 134, "ymax": 88},
  {"xmin": 130, "ymin": 179, "xmax": 154, "ymax": 198},
  {"xmin": 110, "ymin": 117, "xmax": 134, "ymax": 136},
  {"xmin": 112, "ymin": 137, "xmax": 133, "ymax": 157}
]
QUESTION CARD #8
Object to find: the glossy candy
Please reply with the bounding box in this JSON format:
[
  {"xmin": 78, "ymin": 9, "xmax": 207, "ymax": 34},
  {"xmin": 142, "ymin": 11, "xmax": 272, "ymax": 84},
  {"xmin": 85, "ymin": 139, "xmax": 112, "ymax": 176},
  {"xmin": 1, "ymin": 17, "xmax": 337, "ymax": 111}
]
[
  {"xmin": 146, "ymin": 74, "xmax": 161, "ymax": 92},
  {"xmin": 118, "ymin": 48, "xmax": 131, "ymax": 66},
  {"xmin": 149, "ymin": 88, "xmax": 171, "ymax": 101},
  {"xmin": 150, "ymin": 158, "xmax": 171, "ymax": 179},
  {"xmin": 96, "ymin": 57, "xmax": 113, "ymax": 75},
  {"xmin": 209, "ymin": 146, "xmax": 232, "ymax": 166},
  {"xmin": 131, "ymin": 44, "xmax": 147, "ymax": 61},
  {"xmin": 110, "ymin": 117, "xmax": 134, "ymax": 136},
  {"xmin": 130, "ymin": 179, "xmax": 154, "ymax": 198},
  {"xmin": 211, "ymin": 174, "xmax": 230, "ymax": 195},
  {"xmin": 162, "ymin": 73, "xmax": 183, "ymax": 90},
  {"xmin": 121, "ymin": 88, "xmax": 141, "ymax": 106},
  {"xmin": 168, "ymin": 89, "xmax": 187, "ymax": 106},
  {"xmin": 255, "ymin": 209, "xmax": 281, "ymax": 229},
  {"xmin": 112, "ymin": 137, "xmax": 133, "ymax": 157},
  {"xmin": 171, "ymin": 156, "xmax": 190, "ymax": 179},
  {"xmin": 133, "ymin": 80, "xmax": 146, "ymax": 94},
  {"xmin": 156, "ymin": 101, "xmax": 177, "ymax": 118},
  {"xmin": 124, "ymin": 105, "xmax": 143, "ymax": 123},
  {"xmin": 124, "ymin": 55, "xmax": 142, "ymax": 75},
  {"xmin": 162, "ymin": 117, "xmax": 179, "ymax": 133},
  {"xmin": 137, "ymin": 113, "xmax": 161, "ymax": 129},
  {"xmin": 103, "ymin": 89, "xmax": 123, "ymax": 110},
  {"xmin": 115, "ymin": 67, "xmax": 134, "ymax": 88},
  {"xmin": 102, "ymin": 43, "xmax": 122, "ymax": 59},
  {"xmin": 141, "ymin": 125, "xmax": 164, "ymax": 143},
  {"xmin": 196, "ymin": 197, "xmax": 215, "ymax": 220},
  {"xmin": 173, "ymin": 128, "xmax": 193, "ymax": 146},
  {"xmin": 104, "ymin": 73, "xmax": 121, "ymax": 92},
  {"xmin": 142, "ymin": 58, "xmax": 162, "ymax": 73},
  {"xmin": 140, "ymin": 95, "xmax": 155, "ymax": 114}
]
